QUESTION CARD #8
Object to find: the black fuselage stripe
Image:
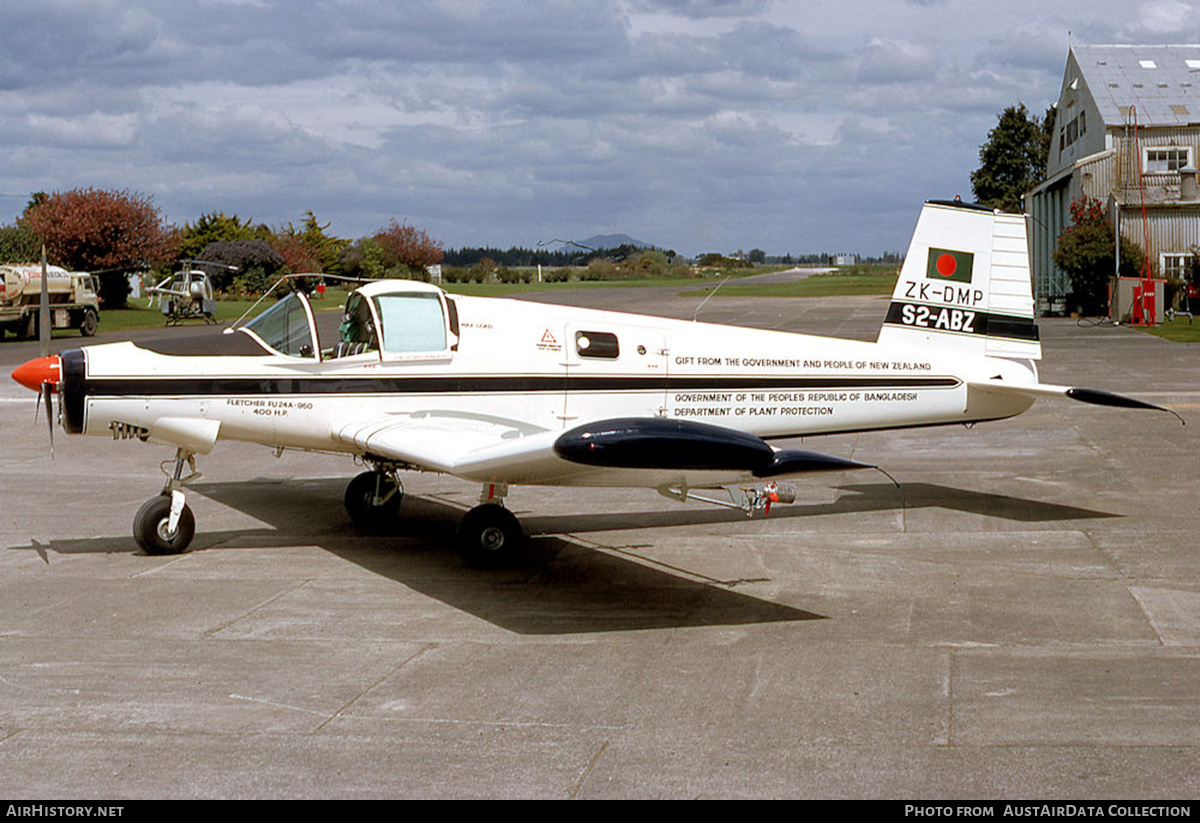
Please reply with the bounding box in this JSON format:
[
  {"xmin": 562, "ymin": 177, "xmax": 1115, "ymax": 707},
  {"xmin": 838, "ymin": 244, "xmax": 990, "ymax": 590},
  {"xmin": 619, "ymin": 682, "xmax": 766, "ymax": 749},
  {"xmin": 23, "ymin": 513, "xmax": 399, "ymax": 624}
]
[
  {"xmin": 883, "ymin": 302, "xmax": 1040, "ymax": 341},
  {"xmin": 80, "ymin": 374, "xmax": 962, "ymax": 397}
]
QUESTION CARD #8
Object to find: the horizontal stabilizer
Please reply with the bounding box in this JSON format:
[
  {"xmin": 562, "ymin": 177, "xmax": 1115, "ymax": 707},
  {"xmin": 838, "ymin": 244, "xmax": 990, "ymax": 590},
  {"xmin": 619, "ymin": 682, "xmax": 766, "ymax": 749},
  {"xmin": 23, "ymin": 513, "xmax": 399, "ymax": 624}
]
[
  {"xmin": 967, "ymin": 380, "xmax": 1183, "ymax": 423},
  {"xmin": 1065, "ymin": 387, "xmax": 1176, "ymax": 414}
]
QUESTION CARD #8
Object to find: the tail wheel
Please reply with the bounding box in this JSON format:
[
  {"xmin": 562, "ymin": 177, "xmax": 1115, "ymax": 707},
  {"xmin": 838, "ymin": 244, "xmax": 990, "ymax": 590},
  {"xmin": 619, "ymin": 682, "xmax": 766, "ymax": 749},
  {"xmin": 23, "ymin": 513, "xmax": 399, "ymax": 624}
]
[
  {"xmin": 344, "ymin": 470, "xmax": 403, "ymax": 529},
  {"xmin": 456, "ymin": 504, "xmax": 524, "ymax": 568},
  {"xmin": 133, "ymin": 495, "xmax": 195, "ymax": 555}
]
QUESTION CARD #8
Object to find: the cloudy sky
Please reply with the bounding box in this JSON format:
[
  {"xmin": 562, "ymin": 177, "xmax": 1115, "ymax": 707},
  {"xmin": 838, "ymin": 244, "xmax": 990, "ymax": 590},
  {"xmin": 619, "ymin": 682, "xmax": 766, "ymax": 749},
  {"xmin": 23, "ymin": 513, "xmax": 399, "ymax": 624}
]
[{"xmin": 1, "ymin": 0, "xmax": 1198, "ymax": 257}]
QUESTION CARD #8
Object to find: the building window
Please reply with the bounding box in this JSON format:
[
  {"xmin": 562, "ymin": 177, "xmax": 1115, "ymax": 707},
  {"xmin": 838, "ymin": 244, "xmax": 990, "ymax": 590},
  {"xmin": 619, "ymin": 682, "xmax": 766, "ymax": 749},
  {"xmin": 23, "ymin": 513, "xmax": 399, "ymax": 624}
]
[
  {"xmin": 1061, "ymin": 112, "xmax": 1088, "ymax": 150},
  {"xmin": 1144, "ymin": 147, "xmax": 1193, "ymax": 173},
  {"xmin": 1161, "ymin": 253, "xmax": 1193, "ymax": 281}
]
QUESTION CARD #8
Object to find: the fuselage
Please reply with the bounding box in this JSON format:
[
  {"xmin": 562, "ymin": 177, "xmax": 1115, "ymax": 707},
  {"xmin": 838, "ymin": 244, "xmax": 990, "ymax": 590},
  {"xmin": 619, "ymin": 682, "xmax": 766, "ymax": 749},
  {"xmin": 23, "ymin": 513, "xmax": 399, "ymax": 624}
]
[
  {"xmin": 12, "ymin": 201, "xmax": 1172, "ymax": 562},
  {"xmin": 59, "ymin": 285, "xmax": 1037, "ymax": 478}
]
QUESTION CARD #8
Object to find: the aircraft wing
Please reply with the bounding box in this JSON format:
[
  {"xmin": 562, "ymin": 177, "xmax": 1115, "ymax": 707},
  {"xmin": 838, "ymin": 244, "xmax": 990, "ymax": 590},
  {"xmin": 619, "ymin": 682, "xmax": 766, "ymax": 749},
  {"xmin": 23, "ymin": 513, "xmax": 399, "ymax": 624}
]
[
  {"xmin": 334, "ymin": 414, "xmax": 569, "ymax": 483},
  {"xmin": 334, "ymin": 414, "xmax": 880, "ymax": 486},
  {"xmin": 966, "ymin": 379, "xmax": 1183, "ymax": 420}
]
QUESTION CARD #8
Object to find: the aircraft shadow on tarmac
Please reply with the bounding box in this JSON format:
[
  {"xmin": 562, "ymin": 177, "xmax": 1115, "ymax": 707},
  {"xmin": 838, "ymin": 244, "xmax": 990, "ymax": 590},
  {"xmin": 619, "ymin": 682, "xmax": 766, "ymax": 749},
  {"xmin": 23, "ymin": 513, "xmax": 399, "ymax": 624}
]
[
  {"xmin": 11, "ymin": 477, "xmax": 1116, "ymax": 635},
  {"xmin": 517, "ymin": 480, "xmax": 1117, "ymax": 534}
]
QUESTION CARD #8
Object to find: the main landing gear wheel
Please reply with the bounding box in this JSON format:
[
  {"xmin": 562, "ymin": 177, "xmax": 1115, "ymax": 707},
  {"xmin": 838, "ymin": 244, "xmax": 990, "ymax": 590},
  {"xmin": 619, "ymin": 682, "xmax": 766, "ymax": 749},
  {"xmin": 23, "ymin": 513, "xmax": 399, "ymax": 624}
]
[
  {"xmin": 344, "ymin": 470, "xmax": 403, "ymax": 529},
  {"xmin": 456, "ymin": 504, "xmax": 524, "ymax": 568},
  {"xmin": 133, "ymin": 495, "xmax": 195, "ymax": 555}
]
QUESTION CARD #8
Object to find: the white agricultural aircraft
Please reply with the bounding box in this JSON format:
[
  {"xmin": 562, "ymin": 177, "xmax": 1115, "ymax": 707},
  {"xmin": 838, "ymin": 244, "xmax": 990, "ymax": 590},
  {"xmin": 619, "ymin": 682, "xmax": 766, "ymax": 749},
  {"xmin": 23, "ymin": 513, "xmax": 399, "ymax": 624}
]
[{"xmin": 11, "ymin": 201, "xmax": 1181, "ymax": 566}]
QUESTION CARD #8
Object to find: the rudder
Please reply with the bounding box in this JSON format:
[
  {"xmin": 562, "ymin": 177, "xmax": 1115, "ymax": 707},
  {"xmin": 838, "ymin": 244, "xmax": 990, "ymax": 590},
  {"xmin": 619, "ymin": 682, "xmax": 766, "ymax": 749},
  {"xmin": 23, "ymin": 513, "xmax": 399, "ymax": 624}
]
[{"xmin": 877, "ymin": 200, "xmax": 1041, "ymax": 362}]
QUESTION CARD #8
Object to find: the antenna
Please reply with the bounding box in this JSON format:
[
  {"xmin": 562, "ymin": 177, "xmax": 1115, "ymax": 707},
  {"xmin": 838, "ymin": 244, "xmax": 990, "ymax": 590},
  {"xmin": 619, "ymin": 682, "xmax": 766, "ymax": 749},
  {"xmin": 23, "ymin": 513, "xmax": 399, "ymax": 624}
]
[{"xmin": 692, "ymin": 276, "xmax": 730, "ymax": 322}]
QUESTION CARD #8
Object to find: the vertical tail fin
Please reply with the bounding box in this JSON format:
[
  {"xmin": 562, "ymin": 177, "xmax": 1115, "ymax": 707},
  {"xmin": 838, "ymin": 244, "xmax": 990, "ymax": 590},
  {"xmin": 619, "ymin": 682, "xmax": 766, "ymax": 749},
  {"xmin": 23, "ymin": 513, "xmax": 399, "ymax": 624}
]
[{"xmin": 877, "ymin": 200, "xmax": 1041, "ymax": 361}]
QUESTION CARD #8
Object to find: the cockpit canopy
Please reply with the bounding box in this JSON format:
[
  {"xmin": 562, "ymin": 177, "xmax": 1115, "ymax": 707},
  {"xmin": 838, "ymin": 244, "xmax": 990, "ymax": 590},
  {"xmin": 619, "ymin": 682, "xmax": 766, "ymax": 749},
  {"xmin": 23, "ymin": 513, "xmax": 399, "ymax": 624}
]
[
  {"xmin": 238, "ymin": 290, "xmax": 317, "ymax": 357},
  {"xmin": 237, "ymin": 280, "xmax": 457, "ymax": 361}
]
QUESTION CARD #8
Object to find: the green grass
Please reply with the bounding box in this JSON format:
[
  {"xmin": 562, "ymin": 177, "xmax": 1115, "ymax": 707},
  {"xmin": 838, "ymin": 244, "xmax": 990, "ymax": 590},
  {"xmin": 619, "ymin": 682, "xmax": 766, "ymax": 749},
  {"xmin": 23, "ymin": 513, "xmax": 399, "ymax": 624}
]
[
  {"xmin": 55, "ymin": 268, "xmax": 885, "ymax": 339},
  {"xmin": 76, "ymin": 281, "xmax": 684, "ymax": 335},
  {"xmin": 442, "ymin": 276, "xmax": 727, "ymax": 297},
  {"xmin": 77, "ymin": 290, "xmax": 351, "ymax": 337},
  {"xmin": 93, "ymin": 302, "xmax": 252, "ymax": 333},
  {"xmin": 1138, "ymin": 316, "xmax": 1200, "ymax": 342},
  {"xmin": 440, "ymin": 265, "xmax": 792, "ymax": 295},
  {"xmin": 681, "ymin": 269, "xmax": 899, "ymax": 299}
]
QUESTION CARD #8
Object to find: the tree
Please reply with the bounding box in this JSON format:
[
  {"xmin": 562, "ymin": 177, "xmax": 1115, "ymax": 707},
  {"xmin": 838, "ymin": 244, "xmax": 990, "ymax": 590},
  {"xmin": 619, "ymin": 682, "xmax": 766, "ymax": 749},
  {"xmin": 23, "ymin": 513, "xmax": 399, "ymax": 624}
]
[
  {"xmin": 20, "ymin": 187, "xmax": 177, "ymax": 307},
  {"xmin": 271, "ymin": 232, "xmax": 322, "ymax": 274},
  {"xmin": 372, "ymin": 219, "xmax": 444, "ymax": 277},
  {"xmin": 179, "ymin": 212, "xmax": 263, "ymax": 261},
  {"xmin": 296, "ymin": 210, "xmax": 347, "ymax": 274},
  {"xmin": 196, "ymin": 239, "xmax": 286, "ymax": 294},
  {"xmin": 268, "ymin": 210, "xmax": 349, "ymax": 281},
  {"xmin": 618, "ymin": 249, "xmax": 670, "ymax": 278},
  {"xmin": 0, "ymin": 223, "xmax": 40, "ymax": 263},
  {"xmin": 1053, "ymin": 196, "xmax": 1144, "ymax": 315},
  {"xmin": 971, "ymin": 103, "xmax": 1054, "ymax": 213}
]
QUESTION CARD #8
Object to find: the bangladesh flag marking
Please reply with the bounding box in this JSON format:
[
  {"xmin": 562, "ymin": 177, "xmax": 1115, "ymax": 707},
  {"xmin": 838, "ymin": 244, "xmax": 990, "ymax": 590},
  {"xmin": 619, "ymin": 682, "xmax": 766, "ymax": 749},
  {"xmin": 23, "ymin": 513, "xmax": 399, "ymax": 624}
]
[{"xmin": 926, "ymin": 248, "xmax": 974, "ymax": 283}]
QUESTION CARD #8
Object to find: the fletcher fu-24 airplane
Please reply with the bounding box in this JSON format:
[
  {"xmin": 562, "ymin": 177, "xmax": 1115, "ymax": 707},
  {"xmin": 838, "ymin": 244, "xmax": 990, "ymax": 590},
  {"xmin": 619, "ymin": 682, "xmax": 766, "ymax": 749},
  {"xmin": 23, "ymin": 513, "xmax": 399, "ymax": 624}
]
[{"xmin": 11, "ymin": 200, "xmax": 1181, "ymax": 566}]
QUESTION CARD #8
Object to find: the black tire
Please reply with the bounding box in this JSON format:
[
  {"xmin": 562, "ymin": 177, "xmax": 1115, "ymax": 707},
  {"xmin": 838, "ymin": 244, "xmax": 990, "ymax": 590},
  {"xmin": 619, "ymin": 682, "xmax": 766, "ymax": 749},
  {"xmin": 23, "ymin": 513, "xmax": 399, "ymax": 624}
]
[
  {"xmin": 79, "ymin": 309, "xmax": 98, "ymax": 337},
  {"xmin": 133, "ymin": 495, "xmax": 195, "ymax": 555},
  {"xmin": 456, "ymin": 504, "xmax": 524, "ymax": 568},
  {"xmin": 344, "ymin": 471, "xmax": 403, "ymax": 529}
]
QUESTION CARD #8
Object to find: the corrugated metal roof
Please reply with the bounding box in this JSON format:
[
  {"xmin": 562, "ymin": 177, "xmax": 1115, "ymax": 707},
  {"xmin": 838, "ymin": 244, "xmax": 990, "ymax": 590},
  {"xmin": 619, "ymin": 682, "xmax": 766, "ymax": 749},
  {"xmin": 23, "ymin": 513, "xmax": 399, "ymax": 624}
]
[{"xmin": 1073, "ymin": 44, "xmax": 1200, "ymax": 127}]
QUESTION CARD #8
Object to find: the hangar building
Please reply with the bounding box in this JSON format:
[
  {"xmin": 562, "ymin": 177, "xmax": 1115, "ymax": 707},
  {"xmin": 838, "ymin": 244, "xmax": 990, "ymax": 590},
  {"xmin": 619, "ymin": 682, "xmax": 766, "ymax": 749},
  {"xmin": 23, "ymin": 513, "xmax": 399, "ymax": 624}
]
[{"xmin": 1024, "ymin": 44, "xmax": 1200, "ymax": 313}]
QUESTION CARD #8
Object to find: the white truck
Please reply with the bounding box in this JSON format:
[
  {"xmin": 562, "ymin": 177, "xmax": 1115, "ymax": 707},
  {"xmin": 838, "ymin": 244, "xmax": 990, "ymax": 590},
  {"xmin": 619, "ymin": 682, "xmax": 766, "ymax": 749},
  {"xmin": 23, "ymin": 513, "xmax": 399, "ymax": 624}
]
[{"xmin": 0, "ymin": 263, "xmax": 100, "ymax": 339}]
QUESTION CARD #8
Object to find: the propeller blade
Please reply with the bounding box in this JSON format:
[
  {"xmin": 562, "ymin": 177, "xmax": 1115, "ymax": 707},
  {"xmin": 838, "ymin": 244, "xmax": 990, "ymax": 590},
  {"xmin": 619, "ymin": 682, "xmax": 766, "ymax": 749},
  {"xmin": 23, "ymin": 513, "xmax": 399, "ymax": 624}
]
[
  {"xmin": 39, "ymin": 246, "xmax": 50, "ymax": 360},
  {"xmin": 13, "ymin": 356, "xmax": 61, "ymax": 458},
  {"xmin": 42, "ymin": 381, "xmax": 55, "ymax": 458}
]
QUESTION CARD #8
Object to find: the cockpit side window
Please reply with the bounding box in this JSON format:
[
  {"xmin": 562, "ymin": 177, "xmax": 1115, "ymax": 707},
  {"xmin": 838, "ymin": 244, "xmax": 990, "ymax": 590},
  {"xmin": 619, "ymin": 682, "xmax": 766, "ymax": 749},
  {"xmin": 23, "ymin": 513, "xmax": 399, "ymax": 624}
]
[{"xmin": 372, "ymin": 292, "xmax": 447, "ymax": 354}]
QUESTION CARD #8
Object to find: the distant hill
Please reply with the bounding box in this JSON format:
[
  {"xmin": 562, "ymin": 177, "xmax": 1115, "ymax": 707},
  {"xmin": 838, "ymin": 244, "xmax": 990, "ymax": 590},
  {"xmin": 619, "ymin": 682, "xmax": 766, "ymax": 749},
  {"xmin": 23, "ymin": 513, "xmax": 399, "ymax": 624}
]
[
  {"xmin": 442, "ymin": 234, "xmax": 659, "ymax": 268},
  {"xmin": 550, "ymin": 234, "xmax": 654, "ymax": 252},
  {"xmin": 582, "ymin": 233, "xmax": 653, "ymax": 250}
]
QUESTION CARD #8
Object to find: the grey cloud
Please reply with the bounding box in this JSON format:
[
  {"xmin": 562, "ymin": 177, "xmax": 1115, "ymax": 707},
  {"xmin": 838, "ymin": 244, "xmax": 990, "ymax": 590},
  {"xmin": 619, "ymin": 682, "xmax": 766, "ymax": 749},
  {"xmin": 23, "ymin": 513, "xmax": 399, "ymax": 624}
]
[
  {"xmin": 850, "ymin": 38, "xmax": 940, "ymax": 84},
  {"xmin": 628, "ymin": 0, "xmax": 772, "ymax": 19},
  {"xmin": 0, "ymin": 0, "xmax": 1152, "ymax": 255}
]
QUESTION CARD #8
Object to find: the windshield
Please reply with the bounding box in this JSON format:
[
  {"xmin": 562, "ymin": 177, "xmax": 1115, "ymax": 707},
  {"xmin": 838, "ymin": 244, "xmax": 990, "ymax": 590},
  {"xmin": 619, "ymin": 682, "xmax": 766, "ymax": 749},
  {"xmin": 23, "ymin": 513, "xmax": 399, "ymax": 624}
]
[{"xmin": 239, "ymin": 292, "xmax": 316, "ymax": 358}]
